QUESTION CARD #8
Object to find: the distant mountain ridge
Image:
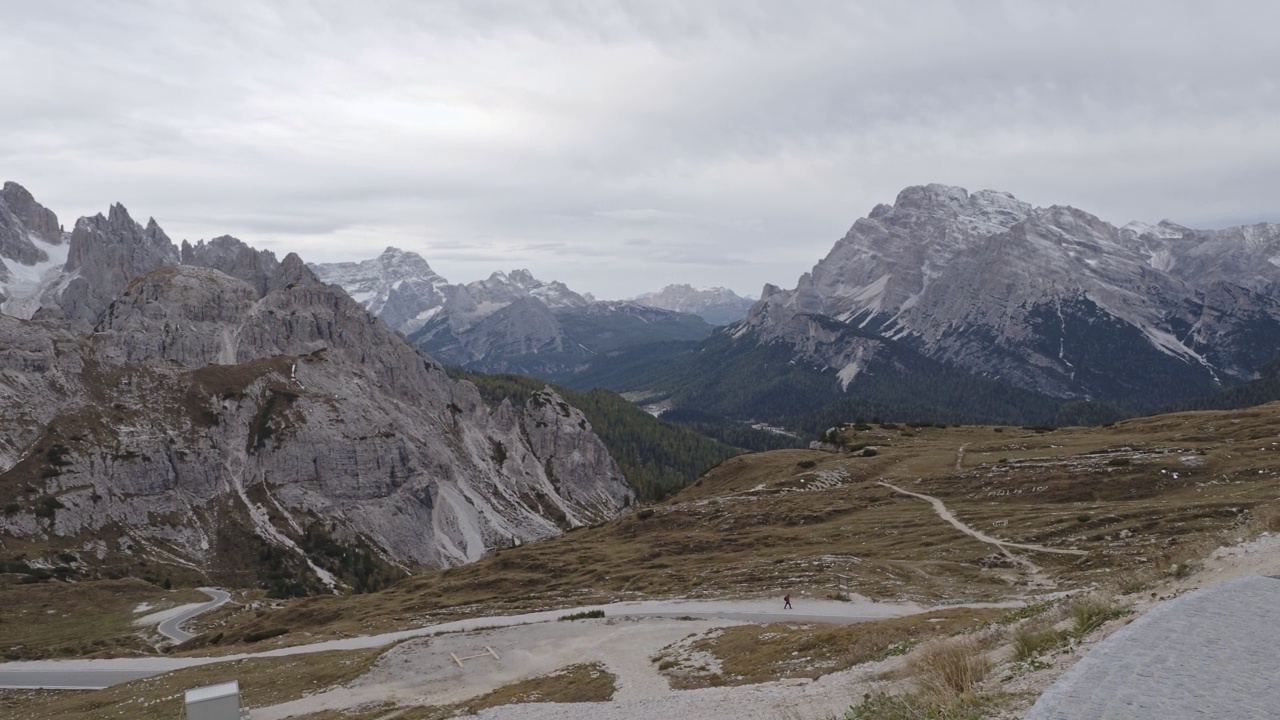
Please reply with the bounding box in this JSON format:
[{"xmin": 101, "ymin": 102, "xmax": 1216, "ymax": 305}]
[
  {"xmin": 633, "ymin": 284, "xmax": 755, "ymax": 325},
  {"xmin": 311, "ymin": 248, "xmax": 714, "ymax": 378},
  {"xmin": 580, "ymin": 184, "xmax": 1280, "ymax": 430}
]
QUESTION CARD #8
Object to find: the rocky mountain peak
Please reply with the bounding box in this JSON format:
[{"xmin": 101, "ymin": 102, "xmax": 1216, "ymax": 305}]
[
  {"xmin": 634, "ymin": 283, "xmax": 756, "ymax": 325},
  {"xmin": 879, "ymin": 184, "xmax": 1033, "ymax": 235},
  {"xmin": 310, "ymin": 247, "xmax": 451, "ymax": 335},
  {"xmin": 738, "ymin": 183, "xmax": 1280, "ymax": 410},
  {"xmin": 0, "ymin": 181, "xmax": 61, "ymax": 246},
  {"xmin": 58, "ymin": 203, "xmax": 180, "ymax": 328},
  {"xmin": 274, "ymin": 252, "xmax": 321, "ymax": 290},
  {"xmin": 182, "ymin": 235, "xmax": 282, "ymax": 297}
]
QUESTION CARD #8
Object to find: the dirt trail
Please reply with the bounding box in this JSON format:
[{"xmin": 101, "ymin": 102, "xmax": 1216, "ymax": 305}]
[
  {"xmin": 877, "ymin": 480, "xmax": 1088, "ymax": 568},
  {"xmin": 955, "ymin": 443, "xmax": 969, "ymax": 470}
]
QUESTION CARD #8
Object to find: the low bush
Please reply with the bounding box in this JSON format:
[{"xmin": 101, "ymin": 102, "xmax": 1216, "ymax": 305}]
[
  {"xmin": 1070, "ymin": 598, "xmax": 1127, "ymax": 637},
  {"xmin": 559, "ymin": 609, "xmax": 605, "ymax": 621},
  {"xmin": 1012, "ymin": 623, "xmax": 1068, "ymax": 661}
]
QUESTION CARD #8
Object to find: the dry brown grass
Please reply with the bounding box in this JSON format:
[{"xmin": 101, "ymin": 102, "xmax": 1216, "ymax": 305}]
[
  {"xmin": 1011, "ymin": 619, "xmax": 1069, "ymax": 662},
  {"xmin": 0, "ymin": 578, "xmax": 207, "ymax": 660},
  {"xmin": 655, "ymin": 607, "xmax": 1007, "ymax": 689},
  {"xmin": 910, "ymin": 636, "xmax": 993, "ymax": 700}
]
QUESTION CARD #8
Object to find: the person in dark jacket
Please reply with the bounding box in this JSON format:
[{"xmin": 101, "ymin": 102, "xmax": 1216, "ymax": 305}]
[{"xmin": 783, "ymin": 593, "xmax": 792, "ymax": 609}]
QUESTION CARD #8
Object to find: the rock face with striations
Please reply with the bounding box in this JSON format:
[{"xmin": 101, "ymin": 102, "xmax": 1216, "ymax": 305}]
[{"xmin": 0, "ymin": 186, "xmax": 635, "ymax": 593}]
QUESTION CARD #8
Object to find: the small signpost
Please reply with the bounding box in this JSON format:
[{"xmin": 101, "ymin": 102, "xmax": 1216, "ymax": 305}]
[
  {"xmin": 834, "ymin": 573, "xmax": 851, "ymax": 598},
  {"xmin": 451, "ymin": 646, "xmax": 501, "ymax": 667}
]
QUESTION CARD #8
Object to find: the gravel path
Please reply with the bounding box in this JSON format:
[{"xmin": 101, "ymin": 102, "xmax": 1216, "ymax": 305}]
[
  {"xmin": 1027, "ymin": 575, "xmax": 1280, "ymax": 719},
  {"xmin": 877, "ymin": 481, "xmax": 1087, "ymax": 557}
]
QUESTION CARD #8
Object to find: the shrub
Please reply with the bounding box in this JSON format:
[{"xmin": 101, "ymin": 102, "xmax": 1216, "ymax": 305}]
[
  {"xmin": 861, "ymin": 448, "xmax": 878, "ymax": 457},
  {"xmin": 797, "ymin": 460, "xmax": 817, "ymax": 469},
  {"xmin": 1106, "ymin": 457, "xmax": 1131, "ymax": 466},
  {"xmin": 34, "ymin": 496, "xmax": 64, "ymax": 519},
  {"xmin": 2, "ymin": 503, "xmax": 19, "ymax": 515},
  {"xmin": 636, "ymin": 508, "xmax": 655, "ymax": 520},
  {"xmin": 1070, "ymin": 598, "xmax": 1127, "ymax": 637},
  {"xmin": 1001, "ymin": 601, "xmax": 1052, "ymax": 623},
  {"xmin": 559, "ymin": 609, "xmax": 605, "ymax": 621},
  {"xmin": 1013, "ymin": 623, "xmax": 1068, "ymax": 661},
  {"xmin": 845, "ymin": 691, "xmax": 992, "ymax": 720}
]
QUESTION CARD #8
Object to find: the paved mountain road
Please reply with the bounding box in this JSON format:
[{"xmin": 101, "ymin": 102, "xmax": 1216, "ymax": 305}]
[
  {"xmin": 0, "ymin": 597, "xmax": 947, "ymax": 690},
  {"xmin": 1028, "ymin": 575, "xmax": 1280, "ymax": 719},
  {"xmin": 158, "ymin": 587, "xmax": 231, "ymax": 643}
]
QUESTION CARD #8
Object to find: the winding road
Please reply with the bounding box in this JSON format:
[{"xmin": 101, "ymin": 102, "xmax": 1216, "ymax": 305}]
[
  {"xmin": 158, "ymin": 587, "xmax": 231, "ymax": 643},
  {"xmin": 0, "ymin": 596, "xmax": 962, "ymax": 691}
]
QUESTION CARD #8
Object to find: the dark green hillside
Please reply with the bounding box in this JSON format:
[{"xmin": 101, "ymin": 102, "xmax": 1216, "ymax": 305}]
[
  {"xmin": 564, "ymin": 324, "xmax": 1066, "ymax": 435},
  {"xmin": 1174, "ymin": 360, "xmax": 1280, "ymax": 412},
  {"xmin": 452, "ymin": 370, "xmax": 743, "ymax": 501}
]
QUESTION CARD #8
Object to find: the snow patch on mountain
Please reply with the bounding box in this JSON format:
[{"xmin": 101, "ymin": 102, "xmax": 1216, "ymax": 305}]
[{"xmin": 0, "ymin": 233, "xmax": 69, "ymax": 318}]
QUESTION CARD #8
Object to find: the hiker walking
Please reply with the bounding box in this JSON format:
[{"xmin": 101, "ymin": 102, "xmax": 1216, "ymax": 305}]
[{"xmin": 783, "ymin": 593, "xmax": 792, "ymax": 609}]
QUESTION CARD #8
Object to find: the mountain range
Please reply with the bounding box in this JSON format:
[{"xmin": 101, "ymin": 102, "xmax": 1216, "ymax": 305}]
[
  {"xmin": 0, "ymin": 184, "xmax": 636, "ymax": 595},
  {"xmin": 310, "ymin": 248, "xmax": 723, "ymax": 378},
  {"xmin": 585, "ymin": 184, "xmax": 1280, "ymax": 429}
]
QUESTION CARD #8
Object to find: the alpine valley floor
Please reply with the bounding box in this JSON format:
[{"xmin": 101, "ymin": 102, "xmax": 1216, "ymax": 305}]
[{"xmin": 6, "ymin": 403, "xmax": 1280, "ymax": 718}]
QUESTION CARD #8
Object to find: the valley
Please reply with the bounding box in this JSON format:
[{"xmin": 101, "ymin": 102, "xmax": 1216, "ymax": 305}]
[{"xmin": 6, "ymin": 403, "xmax": 1280, "ymax": 718}]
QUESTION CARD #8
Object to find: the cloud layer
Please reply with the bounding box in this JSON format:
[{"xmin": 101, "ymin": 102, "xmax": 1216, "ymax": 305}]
[{"xmin": 3, "ymin": 1, "xmax": 1278, "ymax": 297}]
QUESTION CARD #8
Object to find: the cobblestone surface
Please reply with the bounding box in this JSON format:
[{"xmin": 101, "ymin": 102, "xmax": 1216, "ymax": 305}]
[{"xmin": 1027, "ymin": 575, "xmax": 1280, "ymax": 719}]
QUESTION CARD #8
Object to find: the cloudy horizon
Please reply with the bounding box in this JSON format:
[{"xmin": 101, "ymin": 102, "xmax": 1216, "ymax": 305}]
[{"xmin": 4, "ymin": 1, "xmax": 1279, "ymax": 299}]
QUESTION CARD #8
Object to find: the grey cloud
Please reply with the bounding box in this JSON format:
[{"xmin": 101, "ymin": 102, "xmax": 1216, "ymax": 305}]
[{"xmin": 2, "ymin": 1, "xmax": 1278, "ymax": 299}]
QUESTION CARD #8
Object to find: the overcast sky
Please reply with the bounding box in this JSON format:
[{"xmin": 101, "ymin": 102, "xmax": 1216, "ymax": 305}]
[{"xmin": 3, "ymin": 1, "xmax": 1278, "ymax": 299}]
